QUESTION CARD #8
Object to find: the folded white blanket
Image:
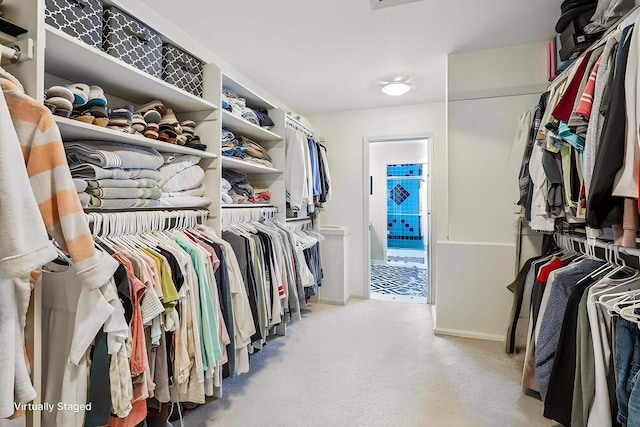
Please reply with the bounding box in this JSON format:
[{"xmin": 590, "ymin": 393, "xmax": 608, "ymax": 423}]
[
  {"xmin": 86, "ymin": 186, "xmax": 162, "ymax": 200},
  {"xmin": 158, "ymin": 196, "xmax": 211, "ymax": 208},
  {"xmin": 66, "ymin": 141, "xmax": 164, "ymax": 170},
  {"xmin": 161, "ymin": 165, "xmax": 205, "ymax": 193},
  {"xmin": 162, "ymin": 184, "xmax": 205, "ymax": 198},
  {"xmin": 86, "ymin": 178, "xmax": 158, "ymax": 189},
  {"xmin": 158, "ymin": 155, "xmax": 201, "ymax": 187},
  {"xmin": 70, "ymin": 164, "xmax": 161, "ymax": 181}
]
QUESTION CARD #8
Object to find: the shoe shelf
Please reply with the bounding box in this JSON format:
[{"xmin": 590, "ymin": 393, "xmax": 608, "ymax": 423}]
[
  {"xmin": 220, "ymin": 156, "xmax": 281, "ymax": 174},
  {"xmin": 44, "ymin": 25, "xmax": 217, "ymax": 115},
  {"xmin": 55, "ymin": 116, "xmax": 217, "ymax": 159},
  {"xmin": 221, "ymin": 110, "xmax": 282, "ymax": 144}
]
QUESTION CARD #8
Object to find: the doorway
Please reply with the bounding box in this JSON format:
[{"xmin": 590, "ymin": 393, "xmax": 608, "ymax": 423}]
[{"xmin": 365, "ymin": 138, "xmax": 431, "ymax": 304}]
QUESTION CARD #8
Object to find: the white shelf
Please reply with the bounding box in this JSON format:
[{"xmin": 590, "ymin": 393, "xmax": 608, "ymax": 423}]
[
  {"xmin": 44, "ymin": 25, "xmax": 217, "ymax": 115},
  {"xmin": 221, "ymin": 156, "xmax": 281, "ymax": 174},
  {"xmin": 221, "ymin": 204, "xmax": 275, "ymax": 209},
  {"xmin": 223, "ymin": 74, "xmax": 276, "ymax": 110},
  {"xmin": 55, "ymin": 116, "xmax": 217, "ymax": 159},
  {"xmin": 221, "ymin": 110, "xmax": 281, "ymax": 143}
]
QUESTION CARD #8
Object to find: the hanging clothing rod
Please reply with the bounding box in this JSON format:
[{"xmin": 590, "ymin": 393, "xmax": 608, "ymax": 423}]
[
  {"xmin": 0, "ymin": 43, "xmax": 21, "ymax": 63},
  {"xmin": 285, "ymin": 114, "xmax": 314, "ymax": 137},
  {"xmin": 554, "ymin": 232, "xmax": 640, "ymax": 269},
  {"xmin": 220, "ymin": 206, "xmax": 278, "ymax": 225},
  {"xmin": 85, "ymin": 209, "xmax": 209, "ymax": 236}
]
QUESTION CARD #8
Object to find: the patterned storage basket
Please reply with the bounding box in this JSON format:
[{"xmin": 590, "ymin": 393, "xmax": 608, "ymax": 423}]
[
  {"xmin": 103, "ymin": 7, "xmax": 162, "ymax": 78},
  {"xmin": 45, "ymin": 0, "xmax": 103, "ymax": 49},
  {"xmin": 162, "ymin": 44, "xmax": 204, "ymax": 97}
]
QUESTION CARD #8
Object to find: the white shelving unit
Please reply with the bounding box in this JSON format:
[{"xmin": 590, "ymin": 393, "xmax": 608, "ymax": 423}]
[
  {"xmin": 55, "ymin": 117, "xmax": 218, "ymax": 159},
  {"xmin": 221, "ymin": 204, "xmax": 275, "ymax": 209},
  {"xmin": 44, "ymin": 25, "xmax": 217, "ymax": 117},
  {"xmin": 221, "ymin": 75, "xmax": 286, "ymax": 221}
]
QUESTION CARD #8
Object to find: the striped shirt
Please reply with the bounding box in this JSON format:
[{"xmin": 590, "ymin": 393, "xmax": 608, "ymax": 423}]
[
  {"xmin": 1, "ymin": 78, "xmax": 117, "ymax": 290},
  {"xmin": 576, "ymin": 55, "xmax": 603, "ymax": 120}
]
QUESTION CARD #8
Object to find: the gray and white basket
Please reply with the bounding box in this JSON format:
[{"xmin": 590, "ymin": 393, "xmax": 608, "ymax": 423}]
[
  {"xmin": 162, "ymin": 44, "xmax": 204, "ymax": 97},
  {"xmin": 45, "ymin": 0, "xmax": 103, "ymax": 50}
]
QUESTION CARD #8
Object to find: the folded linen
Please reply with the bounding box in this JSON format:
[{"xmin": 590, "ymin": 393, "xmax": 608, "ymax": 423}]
[
  {"xmin": 77, "ymin": 192, "xmax": 90, "ymax": 208},
  {"xmin": 87, "ymin": 196, "xmax": 159, "ymax": 209},
  {"xmin": 86, "ymin": 186, "xmax": 162, "ymax": 200},
  {"xmin": 158, "ymin": 196, "xmax": 211, "ymax": 208},
  {"xmin": 161, "ymin": 165, "xmax": 205, "ymax": 193},
  {"xmin": 85, "ymin": 178, "xmax": 158, "ymax": 189},
  {"xmin": 65, "ymin": 141, "xmax": 164, "ymax": 170},
  {"xmin": 242, "ymin": 110, "xmax": 260, "ymax": 125},
  {"xmin": 70, "ymin": 164, "xmax": 161, "ymax": 181},
  {"xmin": 73, "ymin": 178, "xmax": 88, "ymax": 193},
  {"xmin": 221, "ymin": 192, "xmax": 233, "ymax": 204},
  {"xmin": 158, "ymin": 155, "xmax": 201, "ymax": 187},
  {"xmin": 162, "ymin": 184, "xmax": 205, "ymax": 198}
]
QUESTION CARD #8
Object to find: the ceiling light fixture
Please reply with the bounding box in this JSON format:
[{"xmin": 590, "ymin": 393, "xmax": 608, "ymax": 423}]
[{"xmin": 381, "ymin": 79, "xmax": 412, "ymax": 96}]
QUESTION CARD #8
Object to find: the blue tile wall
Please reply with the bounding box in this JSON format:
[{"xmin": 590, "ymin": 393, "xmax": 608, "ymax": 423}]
[{"xmin": 386, "ymin": 164, "xmax": 424, "ymax": 250}]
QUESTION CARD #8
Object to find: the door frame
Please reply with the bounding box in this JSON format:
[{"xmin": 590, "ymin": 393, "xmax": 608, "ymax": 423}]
[{"xmin": 363, "ymin": 134, "xmax": 434, "ymax": 303}]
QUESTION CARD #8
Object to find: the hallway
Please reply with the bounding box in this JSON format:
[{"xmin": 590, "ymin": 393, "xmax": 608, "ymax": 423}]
[{"xmin": 176, "ymin": 300, "xmax": 553, "ymax": 426}]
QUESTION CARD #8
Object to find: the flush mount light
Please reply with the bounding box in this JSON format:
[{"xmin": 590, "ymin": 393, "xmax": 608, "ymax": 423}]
[{"xmin": 381, "ymin": 80, "xmax": 412, "ymax": 96}]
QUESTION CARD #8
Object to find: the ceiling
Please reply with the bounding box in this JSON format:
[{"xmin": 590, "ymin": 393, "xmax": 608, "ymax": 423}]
[{"xmin": 141, "ymin": 0, "xmax": 560, "ymax": 114}]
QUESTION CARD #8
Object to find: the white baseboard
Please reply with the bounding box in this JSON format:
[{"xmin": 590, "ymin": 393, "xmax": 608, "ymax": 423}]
[{"xmin": 434, "ymin": 327, "xmax": 505, "ymax": 342}]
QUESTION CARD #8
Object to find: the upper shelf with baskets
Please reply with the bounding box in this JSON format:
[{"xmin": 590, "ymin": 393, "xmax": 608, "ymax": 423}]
[{"xmin": 44, "ymin": 25, "xmax": 217, "ymax": 115}]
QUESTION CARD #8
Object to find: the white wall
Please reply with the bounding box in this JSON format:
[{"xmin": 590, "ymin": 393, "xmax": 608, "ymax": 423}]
[
  {"xmin": 369, "ymin": 141, "xmax": 429, "ymax": 263},
  {"xmin": 308, "ymin": 103, "xmax": 447, "ymax": 299},
  {"xmin": 436, "ymin": 42, "xmax": 548, "ymax": 340}
]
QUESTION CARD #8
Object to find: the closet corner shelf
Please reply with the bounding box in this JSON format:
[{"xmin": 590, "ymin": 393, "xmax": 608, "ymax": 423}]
[
  {"xmin": 220, "ymin": 156, "xmax": 281, "ymax": 174},
  {"xmin": 221, "ymin": 204, "xmax": 275, "ymax": 209},
  {"xmin": 221, "ymin": 110, "xmax": 282, "ymax": 144},
  {"xmin": 44, "ymin": 25, "xmax": 217, "ymax": 115},
  {"xmin": 55, "ymin": 116, "xmax": 218, "ymax": 159},
  {"xmin": 222, "ymin": 75, "xmax": 277, "ymax": 110}
]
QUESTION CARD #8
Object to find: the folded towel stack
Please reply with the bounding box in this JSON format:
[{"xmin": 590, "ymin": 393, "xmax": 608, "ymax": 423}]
[{"xmin": 65, "ymin": 141, "xmax": 165, "ymax": 209}]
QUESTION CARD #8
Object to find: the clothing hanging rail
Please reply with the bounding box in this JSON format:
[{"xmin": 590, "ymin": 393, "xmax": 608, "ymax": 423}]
[
  {"xmin": 220, "ymin": 206, "xmax": 278, "ymax": 225},
  {"xmin": 85, "ymin": 209, "xmax": 209, "ymax": 236},
  {"xmin": 554, "ymin": 232, "xmax": 640, "ymax": 269},
  {"xmin": 549, "ymin": 5, "xmax": 640, "ymax": 90},
  {"xmin": 285, "ymin": 114, "xmax": 314, "ymax": 137}
]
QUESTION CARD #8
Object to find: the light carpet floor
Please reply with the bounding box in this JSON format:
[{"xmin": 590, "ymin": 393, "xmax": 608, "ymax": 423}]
[{"xmin": 175, "ymin": 300, "xmax": 556, "ymax": 427}]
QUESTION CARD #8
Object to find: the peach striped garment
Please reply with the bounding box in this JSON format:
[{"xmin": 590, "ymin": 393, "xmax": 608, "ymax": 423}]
[{"xmin": 1, "ymin": 77, "xmax": 117, "ymax": 290}]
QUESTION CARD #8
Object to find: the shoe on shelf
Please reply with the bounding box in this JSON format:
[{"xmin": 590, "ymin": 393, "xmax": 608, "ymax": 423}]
[
  {"xmin": 84, "ymin": 85, "xmax": 107, "ymax": 108},
  {"xmin": 45, "ymin": 86, "xmax": 74, "ymax": 104},
  {"xmin": 67, "ymin": 83, "xmax": 90, "ymax": 108}
]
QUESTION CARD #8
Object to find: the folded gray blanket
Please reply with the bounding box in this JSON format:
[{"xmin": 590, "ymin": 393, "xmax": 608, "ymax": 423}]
[
  {"xmin": 77, "ymin": 192, "xmax": 90, "ymax": 208},
  {"xmin": 70, "ymin": 164, "xmax": 161, "ymax": 181},
  {"xmin": 87, "ymin": 195, "xmax": 159, "ymax": 209},
  {"xmin": 73, "ymin": 178, "xmax": 88, "ymax": 193},
  {"xmin": 65, "ymin": 141, "xmax": 164, "ymax": 170},
  {"xmin": 85, "ymin": 178, "xmax": 158, "ymax": 189},
  {"xmin": 86, "ymin": 186, "xmax": 162, "ymax": 200}
]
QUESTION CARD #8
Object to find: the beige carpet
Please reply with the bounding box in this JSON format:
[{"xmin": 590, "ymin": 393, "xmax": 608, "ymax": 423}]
[{"xmin": 175, "ymin": 299, "xmax": 556, "ymax": 427}]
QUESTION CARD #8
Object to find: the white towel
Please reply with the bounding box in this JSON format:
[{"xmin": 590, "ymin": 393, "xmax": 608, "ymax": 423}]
[
  {"xmin": 86, "ymin": 186, "xmax": 162, "ymax": 200},
  {"xmin": 70, "ymin": 163, "xmax": 161, "ymax": 181},
  {"xmin": 162, "ymin": 183, "xmax": 206, "ymax": 198},
  {"xmin": 87, "ymin": 196, "xmax": 159, "ymax": 209},
  {"xmin": 86, "ymin": 178, "xmax": 158, "ymax": 189},
  {"xmin": 158, "ymin": 155, "xmax": 201, "ymax": 187},
  {"xmin": 161, "ymin": 165, "xmax": 205, "ymax": 193},
  {"xmin": 158, "ymin": 196, "xmax": 211, "ymax": 208}
]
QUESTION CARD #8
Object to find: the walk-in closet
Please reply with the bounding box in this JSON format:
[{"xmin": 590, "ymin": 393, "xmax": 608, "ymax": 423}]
[{"xmin": 4, "ymin": 0, "xmax": 639, "ymax": 426}]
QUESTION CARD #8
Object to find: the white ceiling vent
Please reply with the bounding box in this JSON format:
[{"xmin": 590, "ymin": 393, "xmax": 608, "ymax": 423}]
[{"xmin": 370, "ymin": 0, "xmax": 424, "ymax": 10}]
